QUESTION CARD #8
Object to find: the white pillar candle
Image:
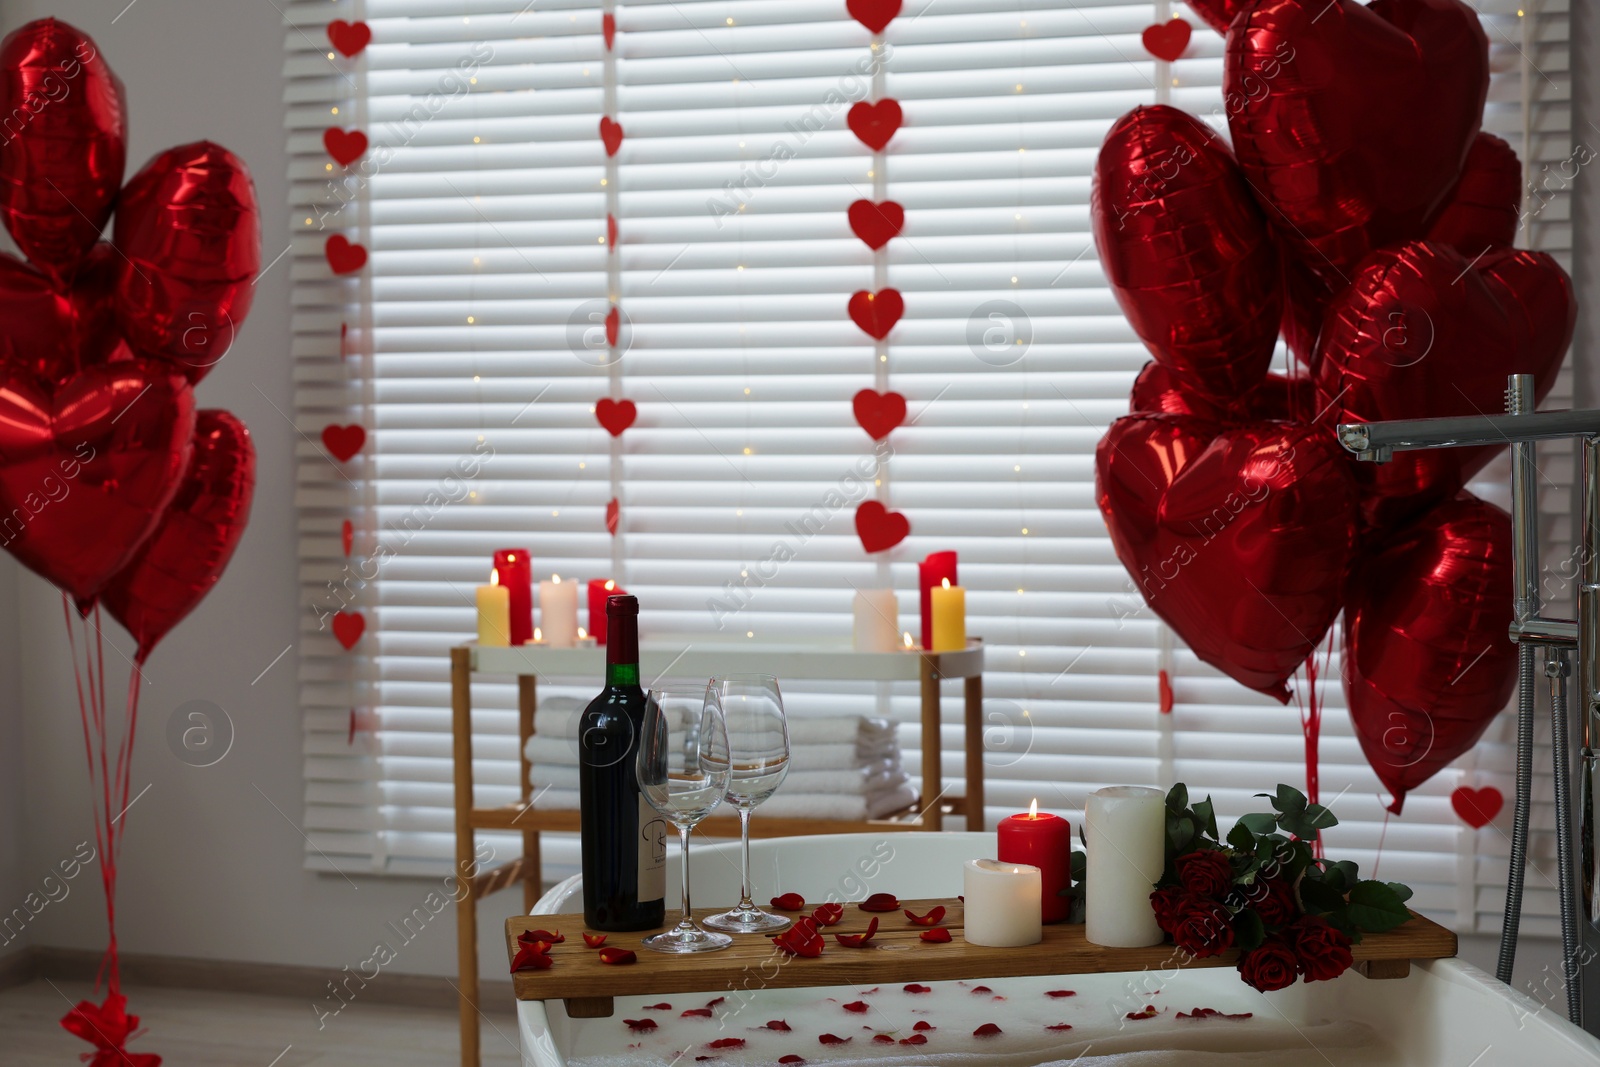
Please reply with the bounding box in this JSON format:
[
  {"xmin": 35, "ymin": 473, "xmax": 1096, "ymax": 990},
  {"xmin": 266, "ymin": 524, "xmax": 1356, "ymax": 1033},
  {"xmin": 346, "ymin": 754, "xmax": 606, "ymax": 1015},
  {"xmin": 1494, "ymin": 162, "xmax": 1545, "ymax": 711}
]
[
  {"xmin": 539, "ymin": 575, "xmax": 579, "ymax": 647},
  {"xmin": 852, "ymin": 589, "xmax": 899, "ymax": 653},
  {"xmin": 1085, "ymin": 785, "xmax": 1166, "ymax": 947},
  {"xmin": 962, "ymin": 858, "xmax": 1042, "ymax": 947}
]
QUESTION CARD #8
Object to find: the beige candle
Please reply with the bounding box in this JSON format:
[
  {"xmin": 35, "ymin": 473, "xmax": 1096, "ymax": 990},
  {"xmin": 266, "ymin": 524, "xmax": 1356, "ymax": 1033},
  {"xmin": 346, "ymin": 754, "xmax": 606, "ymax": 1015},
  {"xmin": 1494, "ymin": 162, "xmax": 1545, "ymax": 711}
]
[
  {"xmin": 539, "ymin": 574, "xmax": 579, "ymax": 647},
  {"xmin": 1085, "ymin": 785, "xmax": 1166, "ymax": 947},
  {"xmin": 962, "ymin": 859, "xmax": 1042, "ymax": 947},
  {"xmin": 852, "ymin": 589, "xmax": 899, "ymax": 652}
]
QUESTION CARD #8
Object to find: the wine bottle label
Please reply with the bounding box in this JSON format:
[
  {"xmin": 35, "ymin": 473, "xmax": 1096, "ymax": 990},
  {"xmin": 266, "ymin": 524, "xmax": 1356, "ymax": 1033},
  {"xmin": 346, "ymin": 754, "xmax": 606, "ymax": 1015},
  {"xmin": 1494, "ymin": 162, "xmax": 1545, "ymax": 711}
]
[{"xmin": 638, "ymin": 794, "xmax": 667, "ymax": 903}]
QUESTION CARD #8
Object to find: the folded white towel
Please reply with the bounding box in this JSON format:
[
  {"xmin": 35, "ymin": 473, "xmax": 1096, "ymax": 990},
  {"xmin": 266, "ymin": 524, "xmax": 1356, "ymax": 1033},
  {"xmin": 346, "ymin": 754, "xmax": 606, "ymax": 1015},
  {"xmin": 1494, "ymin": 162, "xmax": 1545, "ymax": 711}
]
[
  {"xmin": 528, "ymin": 782, "xmax": 919, "ymax": 821},
  {"xmin": 528, "ymin": 758, "xmax": 908, "ymax": 795}
]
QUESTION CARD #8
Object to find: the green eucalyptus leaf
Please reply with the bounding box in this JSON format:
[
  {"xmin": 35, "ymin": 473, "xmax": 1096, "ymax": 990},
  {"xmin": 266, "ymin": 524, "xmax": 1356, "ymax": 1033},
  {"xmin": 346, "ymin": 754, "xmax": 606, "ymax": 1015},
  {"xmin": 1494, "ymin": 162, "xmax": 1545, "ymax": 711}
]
[
  {"xmin": 1238, "ymin": 812, "xmax": 1278, "ymax": 836},
  {"xmin": 1346, "ymin": 880, "xmax": 1412, "ymax": 933},
  {"xmin": 1167, "ymin": 783, "xmax": 1189, "ymax": 812},
  {"xmin": 1386, "ymin": 881, "xmax": 1414, "ymax": 905},
  {"xmin": 1193, "ymin": 797, "xmax": 1219, "ymax": 840},
  {"xmin": 1227, "ymin": 821, "xmax": 1255, "ymax": 853},
  {"xmin": 1274, "ymin": 783, "xmax": 1308, "ymax": 816}
]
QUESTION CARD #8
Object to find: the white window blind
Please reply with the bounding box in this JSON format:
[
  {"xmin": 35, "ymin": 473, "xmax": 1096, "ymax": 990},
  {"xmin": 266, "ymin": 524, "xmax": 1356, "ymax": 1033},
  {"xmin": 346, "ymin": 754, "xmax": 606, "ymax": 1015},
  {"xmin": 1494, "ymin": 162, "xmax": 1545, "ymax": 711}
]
[{"xmin": 283, "ymin": 0, "xmax": 1573, "ymax": 935}]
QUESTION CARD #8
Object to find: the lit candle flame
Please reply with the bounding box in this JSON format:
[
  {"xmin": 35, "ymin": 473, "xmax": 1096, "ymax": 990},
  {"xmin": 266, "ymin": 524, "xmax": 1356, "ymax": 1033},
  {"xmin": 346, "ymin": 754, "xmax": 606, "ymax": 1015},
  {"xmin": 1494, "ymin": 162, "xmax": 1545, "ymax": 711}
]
[
  {"xmin": 941, "ymin": 577, "xmax": 951, "ymax": 589},
  {"xmin": 490, "ymin": 568, "xmax": 500, "ymax": 585},
  {"xmin": 605, "ymin": 579, "xmax": 615, "ymax": 591},
  {"xmin": 552, "ymin": 574, "xmax": 562, "ymax": 584},
  {"xmin": 903, "ymin": 632, "xmax": 914, "ymax": 649},
  {"xmin": 534, "ymin": 627, "xmax": 542, "ymax": 642},
  {"xmin": 1029, "ymin": 798, "xmax": 1039, "ymax": 819},
  {"xmin": 578, "ymin": 627, "xmax": 588, "ymax": 639},
  {"xmin": 506, "ymin": 553, "xmax": 516, "ymax": 562}
]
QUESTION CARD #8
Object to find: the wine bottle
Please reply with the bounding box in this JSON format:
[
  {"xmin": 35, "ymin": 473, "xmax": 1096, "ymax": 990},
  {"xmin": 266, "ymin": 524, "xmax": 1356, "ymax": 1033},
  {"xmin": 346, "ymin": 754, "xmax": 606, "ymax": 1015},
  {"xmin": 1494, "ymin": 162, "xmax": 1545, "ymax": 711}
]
[{"xmin": 578, "ymin": 594, "xmax": 666, "ymax": 930}]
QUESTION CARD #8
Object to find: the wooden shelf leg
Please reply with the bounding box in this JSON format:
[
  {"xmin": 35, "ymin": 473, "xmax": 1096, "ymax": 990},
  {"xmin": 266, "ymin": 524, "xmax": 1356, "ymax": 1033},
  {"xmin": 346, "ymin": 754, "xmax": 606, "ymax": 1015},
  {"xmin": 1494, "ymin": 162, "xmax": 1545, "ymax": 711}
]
[
  {"xmin": 518, "ymin": 673, "xmax": 541, "ymax": 913},
  {"xmin": 451, "ymin": 647, "xmax": 480, "ymax": 1067},
  {"xmin": 920, "ymin": 656, "xmax": 943, "ymax": 831},
  {"xmin": 964, "ymin": 674, "xmax": 984, "ymax": 832}
]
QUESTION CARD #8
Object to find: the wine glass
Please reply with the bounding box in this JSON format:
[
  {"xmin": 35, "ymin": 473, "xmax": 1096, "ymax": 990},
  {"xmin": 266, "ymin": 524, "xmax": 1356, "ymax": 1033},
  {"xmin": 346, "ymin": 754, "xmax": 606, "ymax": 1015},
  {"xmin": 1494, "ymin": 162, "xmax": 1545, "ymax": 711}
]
[
  {"xmin": 636, "ymin": 683, "xmax": 734, "ymax": 953},
  {"xmin": 703, "ymin": 674, "xmax": 791, "ymax": 934}
]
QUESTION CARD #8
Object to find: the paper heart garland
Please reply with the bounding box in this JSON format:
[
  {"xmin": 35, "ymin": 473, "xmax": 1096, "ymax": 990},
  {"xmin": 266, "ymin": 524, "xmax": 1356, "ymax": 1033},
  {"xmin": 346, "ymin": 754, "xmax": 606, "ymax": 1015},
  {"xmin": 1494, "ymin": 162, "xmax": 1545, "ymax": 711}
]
[
  {"xmin": 0, "ymin": 20, "xmax": 127, "ymax": 284},
  {"xmin": 848, "ymin": 288, "xmax": 904, "ymax": 340},
  {"xmin": 1344, "ymin": 494, "xmax": 1516, "ymax": 814},
  {"xmin": 599, "ymin": 116, "xmax": 624, "ymax": 157},
  {"xmin": 848, "ymin": 99, "xmax": 902, "ymax": 151},
  {"xmin": 324, "ymin": 127, "xmax": 368, "ymax": 166},
  {"xmin": 1225, "ymin": 0, "xmax": 1488, "ymax": 289},
  {"xmin": 607, "ymin": 213, "xmax": 618, "ymax": 250},
  {"xmin": 1092, "ymin": 106, "xmax": 1282, "ymax": 399},
  {"xmin": 113, "ymin": 141, "xmax": 261, "ymax": 384},
  {"xmin": 1142, "ymin": 20, "xmax": 1191, "ymax": 62},
  {"xmin": 1096, "ymin": 413, "xmax": 1359, "ymax": 702},
  {"xmin": 852, "ymin": 389, "xmax": 906, "ymax": 440},
  {"xmin": 322, "ymin": 424, "xmax": 366, "ymax": 462},
  {"xmin": 1314, "ymin": 241, "xmax": 1573, "ymax": 530},
  {"xmin": 1451, "ymin": 785, "xmax": 1503, "ymax": 829},
  {"xmin": 332, "ymin": 610, "xmax": 365, "ymax": 650},
  {"xmin": 101, "ymin": 410, "xmax": 255, "ymax": 662},
  {"xmin": 595, "ymin": 398, "xmax": 637, "ymax": 436},
  {"xmin": 0, "ymin": 361, "xmax": 196, "ymax": 602},
  {"xmin": 603, "ymin": 13, "xmax": 616, "ymax": 50},
  {"xmin": 327, "ymin": 19, "xmax": 371, "ymax": 58},
  {"xmin": 341, "ymin": 519, "xmax": 354, "ymax": 555},
  {"xmin": 855, "ymin": 500, "xmax": 909, "ymax": 553},
  {"xmin": 847, "ymin": 0, "xmax": 901, "ymax": 34},
  {"xmin": 1425, "ymin": 132, "xmax": 1522, "ymax": 256},
  {"xmin": 605, "ymin": 497, "xmax": 620, "ymax": 536},
  {"xmin": 848, "ymin": 199, "xmax": 904, "ymax": 250},
  {"xmin": 604, "ymin": 307, "xmax": 620, "ymax": 348},
  {"xmin": 325, "ymin": 235, "xmax": 367, "ymax": 275}
]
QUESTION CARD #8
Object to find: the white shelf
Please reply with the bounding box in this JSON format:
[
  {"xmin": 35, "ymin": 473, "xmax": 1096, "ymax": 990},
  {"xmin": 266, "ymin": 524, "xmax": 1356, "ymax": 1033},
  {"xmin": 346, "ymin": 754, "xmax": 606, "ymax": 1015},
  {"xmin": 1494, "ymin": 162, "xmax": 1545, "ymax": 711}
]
[{"xmin": 468, "ymin": 638, "xmax": 984, "ymax": 681}]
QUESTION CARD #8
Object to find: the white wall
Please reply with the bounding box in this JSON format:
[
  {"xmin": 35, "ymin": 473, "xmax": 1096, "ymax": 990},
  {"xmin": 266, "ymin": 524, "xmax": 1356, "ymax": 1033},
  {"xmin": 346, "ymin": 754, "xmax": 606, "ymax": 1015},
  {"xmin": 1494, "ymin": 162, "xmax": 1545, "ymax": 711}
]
[{"xmin": 0, "ymin": 0, "xmax": 522, "ymax": 987}]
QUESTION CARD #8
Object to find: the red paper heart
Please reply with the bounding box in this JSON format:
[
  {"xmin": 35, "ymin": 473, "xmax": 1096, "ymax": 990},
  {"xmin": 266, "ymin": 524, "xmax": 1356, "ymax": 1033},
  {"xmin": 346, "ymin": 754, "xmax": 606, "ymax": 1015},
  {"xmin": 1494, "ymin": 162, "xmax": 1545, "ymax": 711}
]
[
  {"xmin": 603, "ymin": 12, "xmax": 616, "ymax": 49},
  {"xmin": 332, "ymin": 610, "xmax": 365, "ymax": 650},
  {"xmin": 854, "ymin": 501, "xmax": 909, "ymax": 554},
  {"xmin": 852, "ymin": 389, "xmax": 906, "ymax": 441},
  {"xmin": 1425, "ymin": 132, "xmax": 1522, "ymax": 257},
  {"xmin": 1092, "ymin": 106, "xmax": 1281, "ymax": 400},
  {"xmin": 604, "ymin": 307, "xmax": 620, "ymax": 348},
  {"xmin": 847, "ymin": 0, "xmax": 901, "ymax": 34},
  {"xmin": 1346, "ymin": 496, "xmax": 1516, "ymax": 814},
  {"xmin": 324, "ymin": 127, "xmax": 368, "ymax": 166},
  {"xmin": 1225, "ymin": 0, "xmax": 1488, "ymax": 289},
  {"xmin": 0, "ymin": 361, "xmax": 195, "ymax": 601},
  {"xmin": 341, "ymin": 519, "xmax": 354, "ymax": 555},
  {"xmin": 1141, "ymin": 20, "xmax": 1191, "ymax": 61},
  {"xmin": 1314, "ymin": 242, "xmax": 1573, "ymax": 529},
  {"xmin": 848, "ymin": 288, "xmax": 904, "ymax": 340},
  {"xmin": 327, "ymin": 19, "xmax": 372, "ymax": 57},
  {"xmin": 322, "ymin": 424, "xmax": 366, "ymax": 462},
  {"xmin": 605, "ymin": 497, "xmax": 620, "ymax": 536},
  {"xmin": 1451, "ymin": 786, "xmax": 1504, "ymax": 829},
  {"xmin": 607, "ymin": 213, "xmax": 618, "ymax": 250},
  {"xmin": 847, "ymin": 99, "xmax": 902, "ymax": 151},
  {"xmin": 599, "ymin": 116, "xmax": 624, "ymax": 157},
  {"xmin": 848, "ymin": 199, "xmax": 904, "ymax": 250},
  {"xmin": 1096, "ymin": 414, "xmax": 1359, "ymax": 702},
  {"xmin": 595, "ymin": 398, "xmax": 637, "ymax": 437},
  {"xmin": 325, "ymin": 235, "xmax": 367, "ymax": 275}
]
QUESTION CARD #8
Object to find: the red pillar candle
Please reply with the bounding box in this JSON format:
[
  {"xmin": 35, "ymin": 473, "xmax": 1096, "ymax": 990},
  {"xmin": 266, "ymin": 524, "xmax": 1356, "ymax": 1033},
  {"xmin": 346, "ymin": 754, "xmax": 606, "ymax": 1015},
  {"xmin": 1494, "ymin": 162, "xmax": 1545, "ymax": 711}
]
[
  {"xmin": 493, "ymin": 549, "xmax": 534, "ymax": 645},
  {"xmin": 918, "ymin": 551, "xmax": 958, "ymax": 651},
  {"xmin": 587, "ymin": 578, "xmax": 624, "ymax": 644},
  {"xmin": 998, "ymin": 799, "xmax": 1072, "ymax": 923}
]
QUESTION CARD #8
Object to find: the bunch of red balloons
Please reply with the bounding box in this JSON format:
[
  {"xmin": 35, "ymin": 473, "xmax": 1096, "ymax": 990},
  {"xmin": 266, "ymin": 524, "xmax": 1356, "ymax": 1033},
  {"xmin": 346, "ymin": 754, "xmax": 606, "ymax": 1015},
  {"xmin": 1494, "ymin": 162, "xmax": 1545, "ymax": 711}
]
[
  {"xmin": 0, "ymin": 18, "xmax": 258, "ymax": 663},
  {"xmin": 1091, "ymin": 0, "xmax": 1575, "ymax": 812}
]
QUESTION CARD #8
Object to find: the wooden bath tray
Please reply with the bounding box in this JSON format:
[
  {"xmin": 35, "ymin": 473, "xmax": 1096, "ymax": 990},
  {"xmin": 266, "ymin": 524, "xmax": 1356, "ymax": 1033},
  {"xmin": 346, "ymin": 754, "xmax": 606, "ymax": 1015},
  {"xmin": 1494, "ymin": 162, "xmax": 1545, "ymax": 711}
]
[{"xmin": 506, "ymin": 897, "xmax": 1457, "ymax": 1018}]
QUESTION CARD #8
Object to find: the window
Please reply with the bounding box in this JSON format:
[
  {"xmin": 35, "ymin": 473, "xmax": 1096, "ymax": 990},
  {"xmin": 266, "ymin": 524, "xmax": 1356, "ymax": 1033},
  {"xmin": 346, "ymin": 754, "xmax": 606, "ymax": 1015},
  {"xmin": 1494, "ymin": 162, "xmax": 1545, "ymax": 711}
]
[{"xmin": 284, "ymin": 0, "xmax": 1574, "ymax": 935}]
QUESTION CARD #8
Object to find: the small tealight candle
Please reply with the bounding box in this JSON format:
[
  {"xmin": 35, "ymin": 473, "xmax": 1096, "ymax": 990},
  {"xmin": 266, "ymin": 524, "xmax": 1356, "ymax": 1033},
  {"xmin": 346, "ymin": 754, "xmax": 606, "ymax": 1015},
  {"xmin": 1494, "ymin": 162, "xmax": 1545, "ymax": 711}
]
[
  {"xmin": 852, "ymin": 589, "xmax": 900, "ymax": 652},
  {"xmin": 476, "ymin": 570, "xmax": 510, "ymax": 647},
  {"xmin": 539, "ymin": 574, "xmax": 579, "ymax": 647},
  {"xmin": 962, "ymin": 859, "xmax": 1042, "ymax": 947},
  {"xmin": 1085, "ymin": 786, "xmax": 1166, "ymax": 948},
  {"xmin": 999, "ymin": 799, "xmax": 1072, "ymax": 923},
  {"xmin": 930, "ymin": 577, "xmax": 966, "ymax": 652}
]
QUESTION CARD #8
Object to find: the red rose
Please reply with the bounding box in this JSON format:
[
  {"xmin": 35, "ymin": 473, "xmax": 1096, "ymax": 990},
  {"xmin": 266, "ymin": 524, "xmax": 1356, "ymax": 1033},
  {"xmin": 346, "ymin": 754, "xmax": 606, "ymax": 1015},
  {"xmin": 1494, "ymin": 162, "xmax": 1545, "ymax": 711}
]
[
  {"xmin": 1170, "ymin": 897, "xmax": 1235, "ymax": 959},
  {"xmin": 1237, "ymin": 937, "xmax": 1298, "ymax": 992},
  {"xmin": 1289, "ymin": 915, "xmax": 1353, "ymax": 982},
  {"xmin": 1150, "ymin": 886, "xmax": 1187, "ymax": 934},
  {"xmin": 1251, "ymin": 877, "xmax": 1298, "ymax": 928},
  {"xmin": 1175, "ymin": 849, "xmax": 1235, "ymax": 899}
]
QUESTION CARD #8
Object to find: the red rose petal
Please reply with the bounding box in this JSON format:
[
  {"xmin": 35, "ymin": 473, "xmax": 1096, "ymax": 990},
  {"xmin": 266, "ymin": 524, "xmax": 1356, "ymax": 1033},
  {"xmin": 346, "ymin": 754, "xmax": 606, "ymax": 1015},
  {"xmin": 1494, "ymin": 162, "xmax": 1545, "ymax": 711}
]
[
  {"xmin": 900, "ymin": 1033, "xmax": 928, "ymax": 1045},
  {"xmin": 764, "ymin": 1020, "xmax": 792, "ymax": 1031},
  {"xmin": 872, "ymin": 1034, "xmax": 895, "ymax": 1044},
  {"xmin": 597, "ymin": 947, "xmax": 637, "ymax": 966},
  {"xmin": 771, "ymin": 892, "xmax": 807, "ymax": 911},
  {"xmin": 818, "ymin": 1034, "xmax": 852, "ymax": 1045},
  {"xmin": 1126, "ymin": 1005, "xmax": 1161, "ymax": 1020},
  {"xmin": 843, "ymin": 1001, "xmax": 870, "ymax": 1014},
  {"xmin": 1177, "ymin": 1007, "xmax": 1254, "ymax": 1020},
  {"xmin": 859, "ymin": 987, "xmax": 879, "ymax": 995},
  {"xmin": 779, "ymin": 1057, "xmax": 807, "ymax": 1065},
  {"xmin": 1046, "ymin": 990, "xmax": 1077, "ymax": 998},
  {"xmin": 860, "ymin": 893, "xmax": 900, "ymax": 912},
  {"xmin": 682, "ymin": 1008, "xmax": 714, "ymax": 1018},
  {"xmin": 974, "ymin": 1023, "xmax": 1003, "ymax": 1037},
  {"xmin": 971, "ymin": 986, "xmax": 992, "ymax": 994},
  {"xmin": 509, "ymin": 944, "xmax": 554, "ymax": 972},
  {"xmin": 583, "ymin": 933, "xmax": 608, "ymax": 948},
  {"xmin": 903, "ymin": 983, "xmax": 932, "ymax": 994},
  {"xmin": 913, "ymin": 1021, "xmax": 935, "ymax": 1031},
  {"xmin": 771, "ymin": 921, "xmax": 825, "ymax": 957},
  {"xmin": 708, "ymin": 1038, "xmax": 746, "ymax": 1049},
  {"xmin": 518, "ymin": 929, "xmax": 565, "ymax": 945},
  {"xmin": 835, "ymin": 917, "xmax": 880, "ymax": 948},
  {"xmin": 706, "ymin": 997, "xmax": 725, "ymax": 1008},
  {"xmin": 904, "ymin": 905, "xmax": 946, "ymax": 926},
  {"xmin": 1047, "ymin": 1023, "xmax": 1075, "ymax": 1032},
  {"xmin": 919, "ymin": 928, "xmax": 952, "ymax": 943},
  {"xmin": 624, "ymin": 1018, "xmax": 658, "ymax": 1033},
  {"xmin": 645, "ymin": 1003, "xmax": 672, "ymax": 1011},
  {"xmin": 811, "ymin": 903, "xmax": 845, "ymax": 927}
]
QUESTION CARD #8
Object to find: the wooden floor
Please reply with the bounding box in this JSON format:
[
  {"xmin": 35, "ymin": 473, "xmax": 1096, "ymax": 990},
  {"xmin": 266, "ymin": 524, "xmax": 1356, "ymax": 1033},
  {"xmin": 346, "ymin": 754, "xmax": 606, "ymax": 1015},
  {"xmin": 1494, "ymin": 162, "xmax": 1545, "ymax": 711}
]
[{"xmin": 0, "ymin": 978, "xmax": 522, "ymax": 1066}]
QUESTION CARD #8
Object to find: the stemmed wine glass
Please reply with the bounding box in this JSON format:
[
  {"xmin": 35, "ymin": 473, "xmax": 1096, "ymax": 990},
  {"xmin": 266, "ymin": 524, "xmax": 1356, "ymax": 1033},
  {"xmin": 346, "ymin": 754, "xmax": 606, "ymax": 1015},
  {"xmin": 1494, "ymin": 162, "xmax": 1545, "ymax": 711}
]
[
  {"xmin": 636, "ymin": 683, "xmax": 733, "ymax": 953},
  {"xmin": 703, "ymin": 674, "xmax": 791, "ymax": 934}
]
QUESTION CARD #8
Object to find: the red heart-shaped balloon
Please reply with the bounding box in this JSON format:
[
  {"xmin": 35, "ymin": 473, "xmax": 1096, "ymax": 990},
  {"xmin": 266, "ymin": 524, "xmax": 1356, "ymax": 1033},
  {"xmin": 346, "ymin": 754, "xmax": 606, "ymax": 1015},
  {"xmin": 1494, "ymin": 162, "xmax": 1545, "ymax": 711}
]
[
  {"xmin": 1425, "ymin": 132, "xmax": 1522, "ymax": 257},
  {"xmin": 847, "ymin": 0, "xmax": 901, "ymax": 34},
  {"xmin": 323, "ymin": 127, "xmax": 368, "ymax": 166},
  {"xmin": 1344, "ymin": 494, "xmax": 1516, "ymax": 814},
  {"xmin": 852, "ymin": 389, "xmax": 906, "ymax": 440},
  {"xmin": 848, "ymin": 288, "xmax": 904, "ymax": 340},
  {"xmin": 1225, "ymin": 0, "xmax": 1487, "ymax": 290},
  {"xmin": 0, "ymin": 361, "xmax": 195, "ymax": 601},
  {"xmin": 599, "ymin": 116, "xmax": 624, "ymax": 157},
  {"xmin": 1129, "ymin": 362, "xmax": 1311, "ymax": 425},
  {"xmin": 848, "ymin": 199, "xmax": 904, "ymax": 250},
  {"xmin": 101, "ymin": 410, "xmax": 255, "ymax": 661},
  {"xmin": 1141, "ymin": 20, "xmax": 1191, "ymax": 62},
  {"xmin": 327, "ymin": 19, "xmax": 371, "ymax": 57},
  {"xmin": 322, "ymin": 424, "xmax": 366, "ymax": 462},
  {"xmin": 0, "ymin": 245, "xmax": 124, "ymax": 385},
  {"xmin": 855, "ymin": 501, "xmax": 909, "ymax": 554},
  {"xmin": 595, "ymin": 397, "xmax": 637, "ymax": 437},
  {"xmin": 0, "ymin": 20, "xmax": 127, "ymax": 284},
  {"xmin": 332, "ymin": 610, "xmax": 365, "ymax": 650},
  {"xmin": 847, "ymin": 99, "xmax": 902, "ymax": 151},
  {"xmin": 1183, "ymin": 0, "xmax": 1252, "ymax": 34},
  {"xmin": 113, "ymin": 142, "xmax": 261, "ymax": 385},
  {"xmin": 1096, "ymin": 414, "xmax": 1358, "ymax": 702},
  {"xmin": 1092, "ymin": 106, "xmax": 1282, "ymax": 400},
  {"xmin": 325, "ymin": 235, "xmax": 367, "ymax": 275},
  {"xmin": 1314, "ymin": 241, "xmax": 1572, "ymax": 530},
  {"xmin": 1451, "ymin": 786, "xmax": 1503, "ymax": 828}
]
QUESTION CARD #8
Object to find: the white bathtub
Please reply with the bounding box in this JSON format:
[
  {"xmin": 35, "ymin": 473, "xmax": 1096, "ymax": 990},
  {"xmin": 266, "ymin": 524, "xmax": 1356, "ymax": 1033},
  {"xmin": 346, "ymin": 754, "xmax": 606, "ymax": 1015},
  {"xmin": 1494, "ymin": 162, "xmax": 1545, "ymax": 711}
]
[{"xmin": 517, "ymin": 832, "xmax": 1600, "ymax": 1066}]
